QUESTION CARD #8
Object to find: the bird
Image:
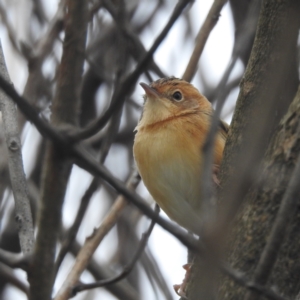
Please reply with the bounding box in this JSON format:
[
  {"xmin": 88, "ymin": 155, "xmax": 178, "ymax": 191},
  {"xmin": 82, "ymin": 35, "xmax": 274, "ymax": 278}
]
[{"xmin": 133, "ymin": 77, "xmax": 229, "ymax": 234}]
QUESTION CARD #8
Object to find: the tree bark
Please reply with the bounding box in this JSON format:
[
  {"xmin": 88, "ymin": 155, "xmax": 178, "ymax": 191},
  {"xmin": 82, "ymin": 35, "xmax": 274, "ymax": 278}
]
[
  {"xmin": 185, "ymin": 1, "xmax": 300, "ymax": 299},
  {"xmin": 0, "ymin": 44, "xmax": 34, "ymax": 255},
  {"xmin": 218, "ymin": 0, "xmax": 300, "ymax": 293},
  {"xmin": 29, "ymin": 1, "xmax": 88, "ymax": 299},
  {"xmin": 219, "ymin": 84, "xmax": 300, "ymax": 298}
]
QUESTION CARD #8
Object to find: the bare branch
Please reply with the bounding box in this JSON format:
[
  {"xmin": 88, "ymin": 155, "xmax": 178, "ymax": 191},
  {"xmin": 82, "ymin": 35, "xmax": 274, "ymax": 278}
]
[
  {"xmin": 0, "ymin": 248, "xmax": 29, "ymax": 270},
  {"xmin": 55, "ymin": 180, "xmax": 99, "ymax": 274},
  {"xmin": 0, "ymin": 72, "xmax": 201, "ymax": 250},
  {"xmin": 0, "ymin": 68, "xmax": 290, "ymax": 300},
  {"xmin": 200, "ymin": 0, "xmax": 261, "ymax": 224},
  {"xmin": 0, "ymin": 3, "xmax": 25, "ymax": 58},
  {"xmin": 55, "ymin": 84, "xmax": 124, "ymax": 274},
  {"xmin": 29, "ymin": 0, "xmax": 89, "ymax": 299},
  {"xmin": 182, "ymin": 0, "xmax": 228, "ymax": 82},
  {"xmin": 101, "ymin": 0, "xmax": 165, "ymax": 77},
  {"xmin": 71, "ymin": 240, "xmax": 140, "ymax": 300},
  {"xmin": 0, "ymin": 42, "xmax": 34, "ymax": 254},
  {"xmin": 72, "ymin": 205, "xmax": 159, "ymax": 295},
  {"xmin": 69, "ymin": 0, "xmax": 194, "ymax": 142},
  {"xmin": 20, "ymin": 0, "xmax": 65, "ymax": 129},
  {"xmin": 0, "ymin": 262, "xmax": 29, "ymax": 296},
  {"xmin": 33, "ymin": 0, "xmax": 65, "ymax": 63},
  {"xmin": 54, "ymin": 170, "xmax": 140, "ymax": 300}
]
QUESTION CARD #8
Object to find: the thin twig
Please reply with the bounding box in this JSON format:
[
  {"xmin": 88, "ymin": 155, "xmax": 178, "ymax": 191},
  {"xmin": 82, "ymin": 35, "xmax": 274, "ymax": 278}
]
[
  {"xmin": 182, "ymin": 0, "xmax": 228, "ymax": 82},
  {"xmin": 210, "ymin": 0, "xmax": 260, "ymax": 105},
  {"xmin": 72, "ymin": 205, "xmax": 160, "ymax": 295},
  {"xmin": 0, "ymin": 74, "xmax": 66, "ymax": 143},
  {"xmin": 136, "ymin": 0, "xmax": 164, "ymax": 33},
  {"xmin": 0, "ymin": 74, "xmax": 189, "ymax": 243},
  {"xmin": 54, "ymin": 170, "xmax": 140, "ymax": 300},
  {"xmin": 29, "ymin": 0, "xmax": 89, "ymax": 299},
  {"xmin": 0, "ymin": 262, "xmax": 29, "ymax": 296},
  {"xmin": 54, "ymin": 179, "xmax": 99, "ymax": 274},
  {"xmin": 0, "ymin": 3, "xmax": 24, "ymax": 58},
  {"xmin": 55, "ymin": 72, "xmax": 126, "ymax": 274},
  {"xmin": 102, "ymin": 0, "xmax": 165, "ymax": 77},
  {"xmin": 0, "ymin": 73, "xmax": 289, "ymax": 300},
  {"xmin": 69, "ymin": 0, "xmax": 193, "ymax": 142},
  {"xmin": 0, "ymin": 42, "xmax": 34, "ymax": 254},
  {"xmin": 71, "ymin": 240, "xmax": 140, "ymax": 300},
  {"xmin": 200, "ymin": 0, "xmax": 261, "ymax": 223},
  {"xmin": 20, "ymin": 0, "xmax": 65, "ymax": 129},
  {"xmin": 31, "ymin": 0, "xmax": 48, "ymax": 24},
  {"xmin": 200, "ymin": 56, "xmax": 236, "ymax": 221},
  {"xmin": 33, "ymin": 0, "xmax": 65, "ymax": 63},
  {"xmin": 140, "ymin": 241, "xmax": 174, "ymax": 300},
  {"xmin": 0, "ymin": 248, "xmax": 29, "ymax": 270}
]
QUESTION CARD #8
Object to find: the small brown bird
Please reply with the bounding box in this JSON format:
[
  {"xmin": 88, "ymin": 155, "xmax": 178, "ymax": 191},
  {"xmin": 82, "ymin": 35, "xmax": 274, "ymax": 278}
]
[{"xmin": 133, "ymin": 77, "xmax": 228, "ymax": 233}]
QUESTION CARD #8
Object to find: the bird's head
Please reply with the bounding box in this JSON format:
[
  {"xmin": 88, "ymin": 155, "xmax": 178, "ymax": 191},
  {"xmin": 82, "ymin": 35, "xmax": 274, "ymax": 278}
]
[{"xmin": 137, "ymin": 77, "xmax": 212, "ymax": 129}]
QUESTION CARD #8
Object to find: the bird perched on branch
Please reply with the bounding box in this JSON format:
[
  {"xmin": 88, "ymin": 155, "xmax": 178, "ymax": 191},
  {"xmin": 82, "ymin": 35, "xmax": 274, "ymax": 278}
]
[{"xmin": 133, "ymin": 77, "xmax": 228, "ymax": 234}]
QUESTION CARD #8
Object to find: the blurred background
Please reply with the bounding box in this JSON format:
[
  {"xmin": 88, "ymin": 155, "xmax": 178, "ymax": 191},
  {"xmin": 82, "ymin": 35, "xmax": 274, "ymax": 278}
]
[{"xmin": 0, "ymin": 0, "xmax": 257, "ymax": 299}]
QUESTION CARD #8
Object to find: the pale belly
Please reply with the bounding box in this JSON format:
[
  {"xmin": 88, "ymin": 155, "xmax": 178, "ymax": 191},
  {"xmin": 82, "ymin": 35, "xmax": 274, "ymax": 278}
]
[{"xmin": 133, "ymin": 128, "xmax": 204, "ymax": 232}]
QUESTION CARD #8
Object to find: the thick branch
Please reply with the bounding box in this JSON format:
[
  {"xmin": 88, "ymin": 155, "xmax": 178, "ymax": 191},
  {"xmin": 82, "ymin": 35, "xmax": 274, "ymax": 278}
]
[
  {"xmin": 219, "ymin": 0, "xmax": 300, "ymax": 299},
  {"xmin": 0, "ymin": 73, "xmax": 197, "ymax": 250},
  {"xmin": 29, "ymin": 0, "xmax": 88, "ymax": 299},
  {"xmin": 0, "ymin": 70, "xmax": 289, "ymax": 300},
  {"xmin": 220, "ymin": 83, "xmax": 300, "ymax": 298},
  {"xmin": 0, "ymin": 248, "xmax": 29, "ymax": 270},
  {"xmin": 218, "ymin": 0, "xmax": 299, "ymax": 228},
  {"xmin": 0, "ymin": 43, "xmax": 34, "ymax": 254},
  {"xmin": 246, "ymin": 91, "xmax": 300, "ymax": 300}
]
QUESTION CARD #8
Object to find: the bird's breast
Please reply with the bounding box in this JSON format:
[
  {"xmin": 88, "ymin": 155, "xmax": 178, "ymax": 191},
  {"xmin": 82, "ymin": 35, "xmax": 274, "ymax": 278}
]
[{"xmin": 133, "ymin": 120, "xmax": 205, "ymax": 228}]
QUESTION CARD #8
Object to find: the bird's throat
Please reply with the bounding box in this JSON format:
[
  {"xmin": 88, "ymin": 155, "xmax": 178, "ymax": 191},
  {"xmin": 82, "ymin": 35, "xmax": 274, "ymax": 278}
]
[{"xmin": 137, "ymin": 110, "xmax": 199, "ymax": 132}]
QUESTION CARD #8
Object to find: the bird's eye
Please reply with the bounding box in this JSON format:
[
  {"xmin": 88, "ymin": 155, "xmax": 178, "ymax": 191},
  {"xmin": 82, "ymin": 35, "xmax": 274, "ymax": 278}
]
[{"xmin": 172, "ymin": 91, "xmax": 182, "ymax": 101}]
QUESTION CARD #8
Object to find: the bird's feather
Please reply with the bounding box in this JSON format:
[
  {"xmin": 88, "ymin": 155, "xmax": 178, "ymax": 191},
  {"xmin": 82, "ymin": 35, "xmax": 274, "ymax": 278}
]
[{"xmin": 133, "ymin": 77, "xmax": 228, "ymax": 233}]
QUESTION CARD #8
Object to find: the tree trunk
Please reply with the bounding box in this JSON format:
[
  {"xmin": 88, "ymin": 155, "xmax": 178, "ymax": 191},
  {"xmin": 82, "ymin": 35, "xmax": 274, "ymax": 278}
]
[{"xmin": 218, "ymin": 0, "xmax": 300, "ymax": 296}]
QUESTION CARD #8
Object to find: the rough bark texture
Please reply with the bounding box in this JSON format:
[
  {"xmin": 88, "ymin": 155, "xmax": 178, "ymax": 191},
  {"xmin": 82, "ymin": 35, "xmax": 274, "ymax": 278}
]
[
  {"xmin": 220, "ymin": 0, "xmax": 299, "ymax": 189},
  {"xmin": 217, "ymin": 0, "xmax": 300, "ymax": 298},
  {"xmin": 217, "ymin": 0, "xmax": 300, "ymax": 239},
  {"xmin": 218, "ymin": 0, "xmax": 300, "ymax": 298},
  {"xmin": 185, "ymin": 1, "xmax": 300, "ymax": 299},
  {"xmin": 219, "ymin": 85, "xmax": 300, "ymax": 298},
  {"xmin": 0, "ymin": 44, "xmax": 34, "ymax": 254},
  {"xmin": 220, "ymin": 1, "xmax": 300, "ymax": 299}
]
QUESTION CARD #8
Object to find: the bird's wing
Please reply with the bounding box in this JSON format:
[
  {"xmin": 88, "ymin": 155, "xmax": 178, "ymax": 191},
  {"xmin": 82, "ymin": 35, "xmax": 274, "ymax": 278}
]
[{"xmin": 219, "ymin": 119, "xmax": 229, "ymax": 140}]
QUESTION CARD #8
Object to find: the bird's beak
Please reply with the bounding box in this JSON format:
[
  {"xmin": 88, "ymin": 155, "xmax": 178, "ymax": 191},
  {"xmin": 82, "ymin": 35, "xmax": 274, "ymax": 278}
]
[{"xmin": 140, "ymin": 82, "xmax": 161, "ymax": 99}]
